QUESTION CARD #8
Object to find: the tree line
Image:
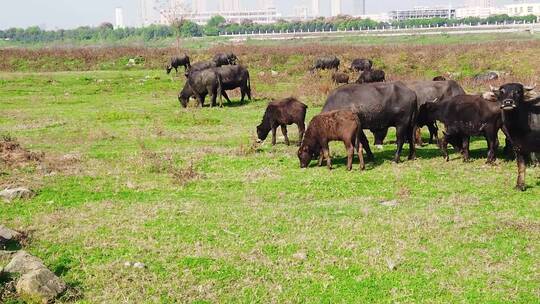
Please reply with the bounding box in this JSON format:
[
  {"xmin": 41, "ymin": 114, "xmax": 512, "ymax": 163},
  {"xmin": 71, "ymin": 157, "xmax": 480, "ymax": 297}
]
[{"xmin": 0, "ymin": 14, "xmax": 537, "ymax": 43}]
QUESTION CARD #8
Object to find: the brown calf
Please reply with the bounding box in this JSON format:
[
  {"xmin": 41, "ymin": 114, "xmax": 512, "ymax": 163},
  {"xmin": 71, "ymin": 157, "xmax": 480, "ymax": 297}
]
[
  {"xmin": 298, "ymin": 110, "xmax": 366, "ymax": 171},
  {"xmin": 332, "ymin": 72, "xmax": 350, "ymax": 85},
  {"xmin": 257, "ymin": 97, "xmax": 307, "ymax": 146}
]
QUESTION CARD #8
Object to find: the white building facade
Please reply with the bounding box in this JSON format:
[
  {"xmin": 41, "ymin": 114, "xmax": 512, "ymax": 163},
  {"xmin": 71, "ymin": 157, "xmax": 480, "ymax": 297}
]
[
  {"xmin": 330, "ymin": 0, "xmax": 342, "ymax": 16},
  {"xmin": 115, "ymin": 7, "xmax": 125, "ymax": 29},
  {"xmin": 505, "ymin": 3, "xmax": 540, "ymax": 16}
]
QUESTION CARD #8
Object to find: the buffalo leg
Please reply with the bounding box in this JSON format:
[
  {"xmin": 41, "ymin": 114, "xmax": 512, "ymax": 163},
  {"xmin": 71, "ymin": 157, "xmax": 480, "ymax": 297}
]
[
  {"xmin": 222, "ymin": 90, "xmax": 232, "ymax": 103},
  {"xmin": 281, "ymin": 125, "xmax": 290, "ymax": 146},
  {"xmin": 357, "ymin": 130, "xmax": 374, "ymax": 161},
  {"xmin": 344, "ymin": 139, "xmax": 354, "ymax": 171},
  {"xmin": 297, "ymin": 122, "xmax": 305, "ymax": 146},
  {"xmin": 415, "ymin": 128, "xmax": 423, "ymax": 146},
  {"xmin": 439, "ymin": 135, "xmax": 449, "ymax": 162},
  {"xmin": 318, "ymin": 153, "xmax": 324, "ymax": 167},
  {"xmin": 356, "ymin": 139, "xmax": 365, "ymax": 171},
  {"xmin": 428, "ymin": 122, "xmax": 438, "ymax": 144},
  {"xmin": 516, "ymin": 153, "xmax": 527, "ymax": 191},
  {"xmin": 394, "ymin": 126, "xmax": 407, "ymax": 163},
  {"xmin": 271, "ymin": 125, "xmax": 277, "ymax": 146},
  {"xmin": 486, "ymin": 131, "xmax": 498, "ymax": 164},
  {"xmin": 322, "ymin": 142, "xmax": 332, "ymax": 170},
  {"xmin": 462, "ymin": 136, "xmax": 470, "ymax": 162}
]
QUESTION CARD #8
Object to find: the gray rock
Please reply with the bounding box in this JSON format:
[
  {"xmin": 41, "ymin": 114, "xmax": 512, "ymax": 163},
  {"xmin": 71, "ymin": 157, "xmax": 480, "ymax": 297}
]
[
  {"xmin": 0, "ymin": 225, "xmax": 21, "ymax": 245},
  {"xmin": 133, "ymin": 262, "xmax": 146, "ymax": 269},
  {"xmin": 16, "ymin": 268, "xmax": 66, "ymax": 303},
  {"xmin": 380, "ymin": 200, "xmax": 398, "ymax": 207},
  {"xmin": 4, "ymin": 251, "xmax": 46, "ymax": 274},
  {"xmin": 473, "ymin": 71, "xmax": 499, "ymax": 82},
  {"xmin": 0, "ymin": 187, "xmax": 34, "ymax": 202}
]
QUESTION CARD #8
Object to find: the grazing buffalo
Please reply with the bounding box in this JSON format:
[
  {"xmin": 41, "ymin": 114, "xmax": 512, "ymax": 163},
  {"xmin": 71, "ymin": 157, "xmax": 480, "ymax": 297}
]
[
  {"xmin": 310, "ymin": 56, "xmax": 340, "ymax": 72},
  {"xmin": 433, "ymin": 76, "xmax": 446, "ymax": 81},
  {"xmin": 492, "ymin": 83, "xmax": 539, "ymax": 190},
  {"xmin": 372, "ymin": 80, "xmax": 466, "ymax": 146},
  {"xmin": 178, "ymin": 69, "xmax": 222, "ymax": 108},
  {"xmin": 423, "ymin": 95, "xmax": 503, "ymax": 163},
  {"xmin": 350, "ymin": 58, "xmax": 373, "ymax": 72},
  {"xmin": 322, "ymin": 82, "xmax": 418, "ymax": 163},
  {"xmin": 185, "ymin": 61, "xmax": 218, "ymax": 76},
  {"xmin": 216, "ymin": 65, "xmax": 252, "ymax": 103},
  {"xmin": 332, "ymin": 72, "xmax": 350, "ymax": 85},
  {"xmin": 257, "ymin": 97, "xmax": 307, "ymax": 146},
  {"xmin": 356, "ymin": 69, "xmax": 385, "ymax": 84},
  {"xmin": 298, "ymin": 110, "xmax": 365, "ymax": 171},
  {"xmin": 166, "ymin": 55, "xmax": 191, "ymax": 74},
  {"xmin": 213, "ymin": 53, "xmax": 238, "ymax": 66}
]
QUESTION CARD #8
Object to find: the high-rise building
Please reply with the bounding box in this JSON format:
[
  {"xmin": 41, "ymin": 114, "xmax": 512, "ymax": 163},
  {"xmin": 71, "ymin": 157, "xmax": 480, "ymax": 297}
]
[
  {"xmin": 464, "ymin": 0, "xmax": 495, "ymax": 8},
  {"xmin": 312, "ymin": 0, "xmax": 320, "ymax": 16},
  {"xmin": 219, "ymin": 0, "xmax": 240, "ymax": 12},
  {"xmin": 115, "ymin": 7, "xmax": 125, "ymax": 29},
  {"xmin": 193, "ymin": 0, "xmax": 207, "ymax": 12},
  {"xmin": 331, "ymin": 0, "xmax": 342, "ymax": 16},
  {"xmin": 139, "ymin": 0, "xmax": 160, "ymax": 26}
]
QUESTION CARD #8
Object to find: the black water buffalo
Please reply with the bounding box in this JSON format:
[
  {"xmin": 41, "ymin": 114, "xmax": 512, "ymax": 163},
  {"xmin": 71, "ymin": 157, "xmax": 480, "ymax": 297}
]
[
  {"xmin": 213, "ymin": 53, "xmax": 238, "ymax": 66},
  {"xmin": 350, "ymin": 58, "xmax": 373, "ymax": 72},
  {"xmin": 298, "ymin": 110, "xmax": 365, "ymax": 171},
  {"xmin": 423, "ymin": 95, "xmax": 503, "ymax": 163},
  {"xmin": 356, "ymin": 69, "xmax": 385, "ymax": 84},
  {"xmin": 332, "ymin": 72, "xmax": 350, "ymax": 84},
  {"xmin": 492, "ymin": 83, "xmax": 539, "ymax": 190},
  {"xmin": 216, "ymin": 65, "xmax": 251, "ymax": 103},
  {"xmin": 433, "ymin": 76, "xmax": 447, "ymax": 81},
  {"xmin": 185, "ymin": 61, "xmax": 218, "ymax": 76},
  {"xmin": 322, "ymin": 82, "xmax": 418, "ymax": 163},
  {"xmin": 178, "ymin": 69, "xmax": 222, "ymax": 108},
  {"xmin": 311, "ymin": 56, "xmax": 340, "ymax": 71},
  {"xmin": 257, "ymin": 97, "xmax": 307, "ymax": 146},
  {"xmin": 166, "ymin": 55, "xmax": 191, "ymax": 74},
  {"xmin": 372, "ymin": 80, "xmax": 466, "ymax": 146}
]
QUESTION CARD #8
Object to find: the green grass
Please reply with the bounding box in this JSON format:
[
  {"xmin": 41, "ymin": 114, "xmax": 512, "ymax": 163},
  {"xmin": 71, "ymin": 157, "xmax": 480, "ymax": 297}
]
[{"xmin": 0, "ymin": 64, "xmax": 539, "ymax": 303}]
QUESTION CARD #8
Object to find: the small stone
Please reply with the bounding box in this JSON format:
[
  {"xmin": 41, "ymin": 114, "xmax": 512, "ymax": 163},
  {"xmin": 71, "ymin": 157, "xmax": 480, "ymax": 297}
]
[
  {"xmin": 271, "ymin": 70, "xmax": 279, "ymax": 77},
  {"xmin": 4, "ymin": 251, "xmax": 46, "ymax": 274},
  {"xmin": 386, "ymin": 258, "xmax": 397, "ymax": 271},
  {"xmin": 16, "ymin": 268, "xmax": 67, "ymax": 303},
  {"xmin": 0, "ymin": 225, "xmax": 21, "ymax": 245},
  {"xmin": 123, "ymin": 261, "xmax": 132, "ymax": 267},
  {"xmin": 292, "ymin": 252, "xmax": 307, "ymax": 261},
  {"xmin": 133, "ymin": 262, "xmax": 146, "ymax": 269},
  {"xmin": 0, "ymin": 187, "xmax": 34, "ymax": 202},
  {"xmin": 380, "ymin": 200, "xmax": 398, "ymax": 207}
]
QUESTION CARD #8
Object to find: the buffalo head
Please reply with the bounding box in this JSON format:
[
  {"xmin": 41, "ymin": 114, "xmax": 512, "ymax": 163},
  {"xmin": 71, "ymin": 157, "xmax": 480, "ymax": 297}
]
[{"xmin": 491, "ymin": 83, "xmax": 535, "ymax": 111}]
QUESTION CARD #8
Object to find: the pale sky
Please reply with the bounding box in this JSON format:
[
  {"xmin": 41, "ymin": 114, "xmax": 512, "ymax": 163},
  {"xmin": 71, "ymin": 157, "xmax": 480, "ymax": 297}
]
[{"xmin": 0, "ymin": 0, "xmax": 520, "ymax": 30}]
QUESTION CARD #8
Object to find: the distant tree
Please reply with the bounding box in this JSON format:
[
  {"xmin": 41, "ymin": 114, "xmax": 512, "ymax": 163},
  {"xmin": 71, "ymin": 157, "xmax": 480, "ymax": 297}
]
[
  {"xmin": 99, "ymin": 22, "xmax": 114, "ymax": 30},
  {"xmin": 207, "ymin": 15, "xmax": 226, "ymax": 28}
]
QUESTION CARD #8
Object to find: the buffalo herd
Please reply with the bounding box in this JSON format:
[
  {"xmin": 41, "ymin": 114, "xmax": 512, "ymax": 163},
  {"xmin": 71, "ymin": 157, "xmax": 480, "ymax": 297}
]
[{"xmin": 170, "ymin": 53, "xmax": 539, "ymax": 191}]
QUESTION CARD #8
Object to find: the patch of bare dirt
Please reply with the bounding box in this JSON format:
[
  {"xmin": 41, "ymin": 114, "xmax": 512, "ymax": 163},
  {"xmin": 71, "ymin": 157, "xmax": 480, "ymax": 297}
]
[{"xmin": 0, "ymin": 136, "xmax": 43, "ymax": 168}]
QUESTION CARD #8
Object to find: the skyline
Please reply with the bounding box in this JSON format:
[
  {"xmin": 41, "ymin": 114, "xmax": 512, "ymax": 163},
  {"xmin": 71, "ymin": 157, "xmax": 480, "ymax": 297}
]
[{"xmin": 0, "ymin": 0, "xmax": 523, "ymax": 30}]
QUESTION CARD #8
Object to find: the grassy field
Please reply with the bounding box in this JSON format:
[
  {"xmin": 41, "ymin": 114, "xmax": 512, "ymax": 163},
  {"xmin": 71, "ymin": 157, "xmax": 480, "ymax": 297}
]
[{"xmin": 1, "ymin": 41, "xmax": 539, "ymax": 303}]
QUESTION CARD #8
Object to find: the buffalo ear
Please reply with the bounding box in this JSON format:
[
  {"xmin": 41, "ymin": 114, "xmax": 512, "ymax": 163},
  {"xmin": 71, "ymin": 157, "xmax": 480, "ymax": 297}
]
[
  {"xmin": 524, "ymin": 83, "xmax": 536, "ymax": 91},
  {"xmin": 490, "ymin": 85, "xmax": 501, "ymax": 97}
]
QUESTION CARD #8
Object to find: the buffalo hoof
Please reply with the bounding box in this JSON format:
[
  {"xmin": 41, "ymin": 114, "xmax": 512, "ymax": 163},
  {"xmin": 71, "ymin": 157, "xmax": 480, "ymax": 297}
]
[{"xmin": 515, "ymin": 184, "xmax": 526, "ymax": 191}]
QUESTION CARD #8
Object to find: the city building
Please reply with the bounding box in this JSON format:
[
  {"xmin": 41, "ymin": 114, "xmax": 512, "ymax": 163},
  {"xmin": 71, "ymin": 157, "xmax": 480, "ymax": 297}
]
[
  {"xmin": 115, "ymin": 7, "xmax": 125, "ymax": 29},
  {"xmin": 456, "ymin": 6, "xmax": 507, "ymax": 18},
  {"xmin": 464, "ymin": 0, "xmax": 495, "ymax": 8},
  {"xmin": 293, "ymin": 6, "xmax": 310, "ymax": 19},
  {"xmin": 331, "ymin": 0, "xmax": 342, "ymax": 16},
  {"xmin": 139, "ymin": 0, "xmax": 158, "ymax": 26},
  {"xmin": 389, "ymin": 7, "xmax": 456, "ymax": 21},
  {"xmin": 312, "ymin": 0, "xmax": 320, "ymax": 17},
  {"xmin": 219, "ymin": 0, "xmax": 241, "ymax": 12},
  {"xmin": 505, "ymin": 2, "xmax": 540, "ymax": 16},
  {"xmin": 193, "ymin": 0, "xmax": 207, "ymax": 13},
  {"xmin": 159, "ymin": 7, "xmax": 281, "ymax": 25}
]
